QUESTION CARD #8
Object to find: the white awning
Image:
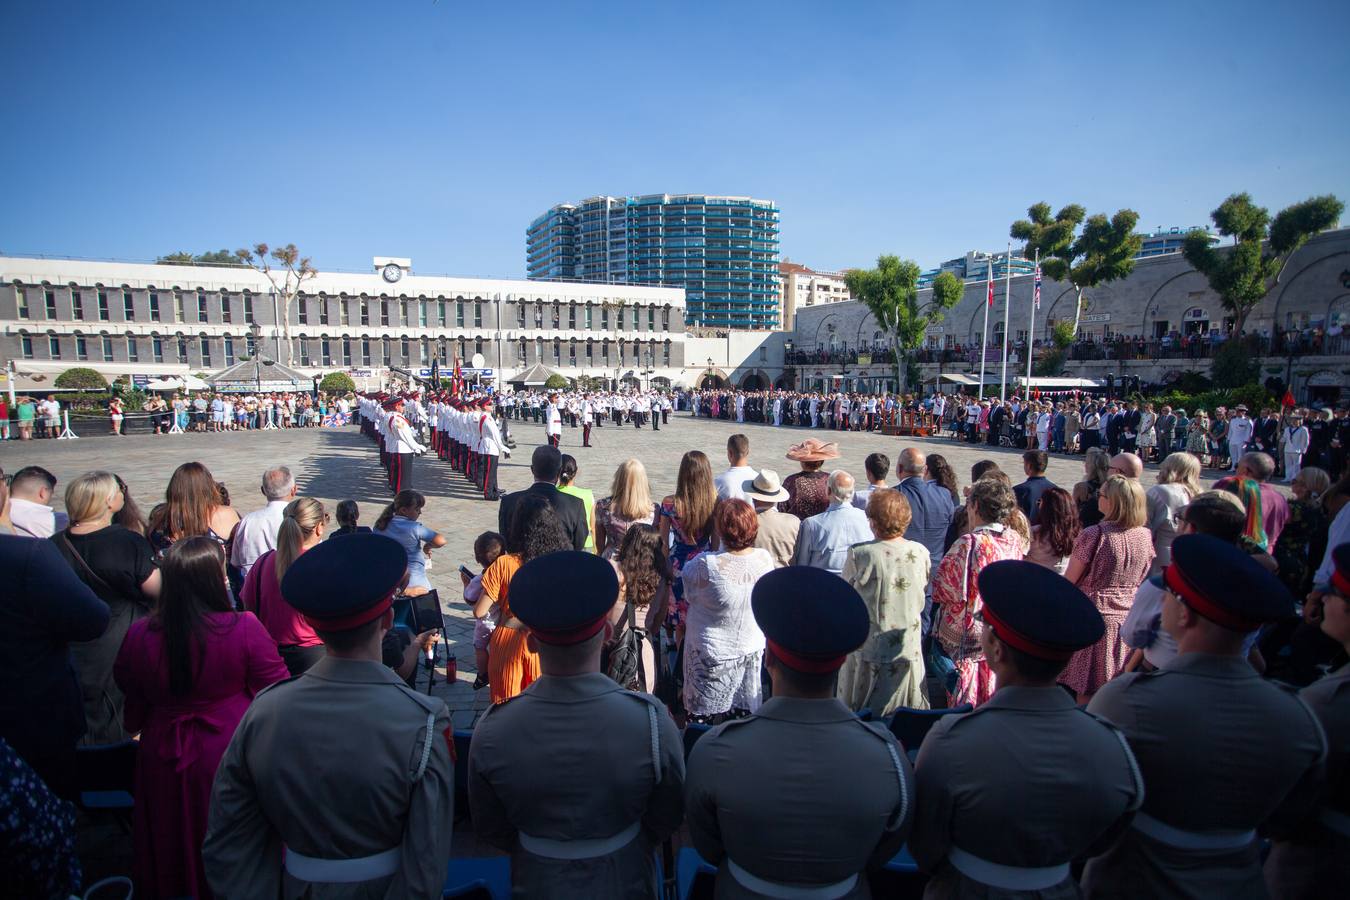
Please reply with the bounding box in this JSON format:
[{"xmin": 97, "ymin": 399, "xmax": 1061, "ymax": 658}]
[{"xmin": 1015, "ymin": 376, "xmax": 1102, "ymax": 389}]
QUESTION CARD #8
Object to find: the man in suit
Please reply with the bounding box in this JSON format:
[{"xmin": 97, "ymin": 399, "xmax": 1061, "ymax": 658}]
[
  {"xmin": 894, "ymin": 448, "xmax": 956, "ymax": 634},
  {"xmin": 497, "ymin": 445, "xmax": 590, "ymax": 551},
  {"xmin": 1014, "ymin": 450, "xmax": 1058, "ymax": 526},
  {"xmin": 1105, "ymin": 403, "xmax": 1123, "ymax": 455}
]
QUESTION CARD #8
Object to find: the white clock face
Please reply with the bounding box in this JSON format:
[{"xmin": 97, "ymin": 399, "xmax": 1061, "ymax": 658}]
[{"xmin": 382, "ymin": 264, "xmax": 403, "ymax": 283}]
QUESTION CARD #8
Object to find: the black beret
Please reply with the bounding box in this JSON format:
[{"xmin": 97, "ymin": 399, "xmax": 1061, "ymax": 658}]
[
  {"xmin": 977, "ymin": 560, "xmax": 1104, "ymax": 660},
  {"xmin": 280, "ymin": 533, "xmax": 408, "ymax": 631},
  {"xmin": 752, "ymin": 567, "xmax": 868, "ymax": 672},
  {"xmin": 510, "ymin": 551, "xmax": 618, "ymax": 645},
  {"xmin": 1161, "ymin": 534, "xmax": 1293, "ymax": 631}
]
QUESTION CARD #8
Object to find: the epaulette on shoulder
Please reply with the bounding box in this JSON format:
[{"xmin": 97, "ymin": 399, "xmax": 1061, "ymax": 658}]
[{"xmin": 252, "ymin": 673, "xmax": 303, "ymax": 700}]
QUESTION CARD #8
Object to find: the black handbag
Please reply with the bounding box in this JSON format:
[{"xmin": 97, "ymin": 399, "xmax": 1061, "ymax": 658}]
[{"xmin": 605, "ymin": 595, "xmax": 647, "ymax": 691}]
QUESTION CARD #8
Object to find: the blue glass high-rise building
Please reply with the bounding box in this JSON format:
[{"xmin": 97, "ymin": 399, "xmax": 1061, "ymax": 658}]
[{"xmin": 526, "ymin": 194, "xmax": 781, "ymax": 330}]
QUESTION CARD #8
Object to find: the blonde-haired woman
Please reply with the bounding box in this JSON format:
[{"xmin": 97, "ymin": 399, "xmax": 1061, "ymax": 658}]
[
  {"xmin": 1186, "ymin": 409, "xmax": 1210, "ymax": 465},
  {"xmin": 594, "ymin": 458, "xmax": 659, "ymax": 559},
  {"xmin": 50, "ymin": 470, "xmax": 161, "ymax": 742},
  {"xmin": 1063, "ymin": 475, "xmax": 1154, "ymax": 701},
  {"xmin": 1145, "ymin": 452, "xmax": 1202, "ymax": 575},
  {"xmin": 241, "ymin": 497, "xmax": 328, "ymax": 675},
  {"xmin": 839, "ymin": 489, "xmax": 931, "ymax": 716}
]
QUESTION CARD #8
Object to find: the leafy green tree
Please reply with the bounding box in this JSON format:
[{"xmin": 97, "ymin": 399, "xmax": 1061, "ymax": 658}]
[
  {"xmin": 54, "ymin": 367, "xmax": 109, "ymax": 389},
  {"xmin": 1183, "ymin": 193, "xmax": 1344, "ymax": 337},
  {"xmin": 319, "ymin": 372, "xmax": 356, "ymax": 394},
  {"xmin": 235, "ymin": 243, "xmax": 317, "ymax": 366},
  {"xmin": 1011, "ymin": 203, "xmax": 1142, "ymax": 337},
  {"xmin": 845, "ymin": 257, "xmax": 964, "ymax": 395},
  {"xmin": 157, "ymin": 249, "xmax": 245, "ymax": 266},
  {"xmin": 544, "ymin": 373, "xmax": 569, "ymax": 390}
]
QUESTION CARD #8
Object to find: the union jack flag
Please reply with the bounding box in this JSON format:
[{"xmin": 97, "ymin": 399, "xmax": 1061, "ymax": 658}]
[{"xmin": 1033, "ymin": 265, "xmax": 1042, "ymax": 310}]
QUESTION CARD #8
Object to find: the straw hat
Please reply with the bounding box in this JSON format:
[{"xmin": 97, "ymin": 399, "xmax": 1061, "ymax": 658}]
[
  {"xmin": 785, "ymin": 438, "xmax": 841, "ymax": 462},
  {"xmin": 743, "ymin": 469, "xmax": 791, "ymax": 503}
]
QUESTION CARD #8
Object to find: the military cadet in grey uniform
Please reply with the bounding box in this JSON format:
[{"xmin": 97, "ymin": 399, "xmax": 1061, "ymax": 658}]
[
  {"xmin": 685, "ymin": 566, "xmax": 914, "ymax": 899},
  {"xmin": 468, "ymin": 551, "xmax": 685, "ymax": 898},
  {"xmin": 1266, "ymin": 543, "xmax": 1350, "ymax": 898},
  {"xmin": 203, "ymin": 535, "xmax": 454, "ymax": 899},
  {"xmin": 912, "ymin": 561, "xmax": 1143, "ymax": 898},
  {"xmin": 1083, "ymin": 535, "xmax": 1328, "ymax": 900}
]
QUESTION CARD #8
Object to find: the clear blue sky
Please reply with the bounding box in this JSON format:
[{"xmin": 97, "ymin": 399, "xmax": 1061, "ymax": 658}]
[{"xmin": 3, "ymin": 0, "xmax": 1347, "ymax": 278}]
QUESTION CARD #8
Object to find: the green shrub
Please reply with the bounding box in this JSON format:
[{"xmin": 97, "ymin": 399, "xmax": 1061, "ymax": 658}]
[
  {"xmin": 1211, "ymin": 340, "xmax": 1259, "ymax": 389},
  {"xmin": 54, "ymin": 367, "xmax": 108, "ymax": 389},
  {"xmin": 319, "ymin": 371, "xmax": 356, "ymax": 394},
  {"xmin": 544, "ymin": 373, "xmax": 568, "ymax": 390},
  {"xmin": 1147, "ymin": 382, "xmax": 1276, "ymax": 415}
]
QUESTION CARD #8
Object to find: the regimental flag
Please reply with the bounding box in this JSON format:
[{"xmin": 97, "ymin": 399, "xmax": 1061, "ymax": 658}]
[
  {"xmin": 452, "ymin": 356, "xmax": 463, "ymax": 397},
  {"xmin": 987, "ymin": 271, "xmax": 995, "ymax": 307},
  {"xmin": 1283, "ymin": 388, "xmax": 1296, "ymax": 409},
  {"xmin": 1034, "ymin": 265, "xmax": 1042, "ymax": 310}
]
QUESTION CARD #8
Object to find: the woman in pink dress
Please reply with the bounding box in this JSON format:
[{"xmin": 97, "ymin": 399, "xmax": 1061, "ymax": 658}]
[
  {"xmin": 1062, "ymin": 474, "xmax": 1154, "ymax": 701},
  {"xmin": 932, "ymin": 477, "xmax": 1025, "ymax": 707},
  {"xmin": 114, "ymin": 536, "xmax": 288, "ymax": 899}
]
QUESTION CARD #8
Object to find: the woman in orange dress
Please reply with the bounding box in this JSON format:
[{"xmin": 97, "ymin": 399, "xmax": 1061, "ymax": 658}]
[{"xmin": 474, "ymin": 495, "xmax": 571, "ymax": 703}]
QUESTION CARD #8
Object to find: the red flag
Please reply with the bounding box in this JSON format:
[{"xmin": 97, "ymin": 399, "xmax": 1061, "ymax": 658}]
[
  {"xmin": 987, "ymin": 278, "xmax": 995, "ymax": 307},
  {"xmin": 1282, "ymin": 389, "xmax": 1295, "ymax": 409}
]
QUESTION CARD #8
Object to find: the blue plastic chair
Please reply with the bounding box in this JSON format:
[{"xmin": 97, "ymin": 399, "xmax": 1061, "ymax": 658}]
[
  {"xmin": 443, "ymin": 856, "xmax": 510, "ymax": 899},
  {"xmin": 76, "ymin": 740, "xmax": 137, "ymax": 820},
  {"xmin": 870, "ymin": 845, "xmax": 927, "ymax": 898},
  {"xmin": 676, "ymin": 846, "xmax": 717, "ymax": 900},
  {"xmin": 886, "ymin": 705, "xmax": 972, "ymax": 758}
]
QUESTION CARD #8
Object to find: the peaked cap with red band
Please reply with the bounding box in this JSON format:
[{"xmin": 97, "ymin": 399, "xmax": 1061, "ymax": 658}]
[
  {"xmin": 1151, "ymin": 534, "xmax": 1292, "ymax": 632},
  {"xmin": 752, "ymin": 567, "xmax": 867, "ymax": 674},
  {"xmin": 976, "ymin": 560, "xmax": 1104, "ymax": 661},
  {"xmin": 509, "ymin": 551, "xmax": 619, "ymax": 646},
  {"xmin": 280, "ymin": 533, "xmax": 408, "ymax": 632}
]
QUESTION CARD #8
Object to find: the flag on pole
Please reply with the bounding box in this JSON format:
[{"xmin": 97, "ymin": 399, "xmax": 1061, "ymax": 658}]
[
  {"xmin": 987, "ymin": 268, "xmax": 995, "ymax": 307},
  {"xmin": 1034, "ymin": 264, "xmax": 1042, "ymax": 310},
  {"xmin": 1282, "ymin": 388, "xmax": 1295, "ymax": 409}
]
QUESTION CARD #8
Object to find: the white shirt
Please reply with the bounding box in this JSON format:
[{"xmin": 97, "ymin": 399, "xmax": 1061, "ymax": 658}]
[
  {"xmin": 714, "ymin": 466, "xmax": 758, "ymax": 501},
  {"xmin": 9, "ymin": 497, "xmax": 68, "ymax": 539},
  {"xmin": 1314, "ymin": 502, "xmax": 1350, "ymax": 588},
  {"xmin": 230, "ymin": 499, "xmax": 290, "ymax": 577}
]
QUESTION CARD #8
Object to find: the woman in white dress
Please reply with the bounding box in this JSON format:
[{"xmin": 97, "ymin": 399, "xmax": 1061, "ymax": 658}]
[
  {"xmin": 1137, "ymin": 402, "xmax": 1158, "ymax": 461},
  {"xmin": 1144, "ymin": 451, "xmax": 1201, "ymax": 575},
  {"xmin": 681, "ymin": 499, "xmax": 774, "ymax": 724}
]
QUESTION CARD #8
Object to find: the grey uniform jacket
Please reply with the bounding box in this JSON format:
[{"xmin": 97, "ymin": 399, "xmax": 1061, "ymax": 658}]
[
  {"xmin": 1083, "ymin": 654, "xmax": 1327, "ymax": 900},
  {"xmin": 1265, "ymin": 662, "xmax": 1350, "ymax": 899},
  {"xmin": 685, "ymin": 696, "xmax": 914, "ymax": 899},
  {"xmin": 468, "ymin": 672, "xmax": 685, "ymax": 899},
  {"xmin": 911, "ymin": 686, "xmax": 1143, "ymax": 900},
  {"xmin": 203, "ymin": 656, "xmax": 454, "ymax": 900}
]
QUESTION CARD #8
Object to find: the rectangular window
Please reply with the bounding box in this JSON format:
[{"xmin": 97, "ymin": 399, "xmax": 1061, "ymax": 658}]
[
  {"xmin": 300, "ymin": 341, "xmax": 311, "ymax": 366},
  {"xmin": 174, "ymin": 292, "xmax": 185, "ymax": 322},
  {"xmin": 340, "ymin": 299, "xmax": 350, "ymax": 327},
  {"xmin": 220, "ymin": 294, "xmax": 232, "ymax": 324},
  {"xmin": 17, "ymin": 289, "xmax": 30, "ymax": 319},
  {"xmin": 569, "ymin": 306, "xmax": 577, "ymax": 329},
  {"xmin": 298, "ymin": 296, "xmax": 308, "ymax": 325},
  {"xmin": 102, "ymin": 336, "xmax": 114, "ymax": 362},
  {"xmin": 438, "ymin": 301, "xmax": 446, "ymax": 327},
  {"xmin": 48, "ymin": 334, "xmax": 61, "ymax": 358},
  {"xmin": 319, "ymin": 298, "xmax": 329, "ymax": 326},
  {"xmin": 586, "ymin": 305, "xmax": 593, "ymax": 329},
  {"xmin": 400, "ymin": 338, "xmax": 410, "ymax": 361},
  {"xmin": 223, "ymin": 336, "xmax": 235, "ymax": 366},
  {"xmin": 246, "ymin": 335, "xmax": 256, "ymax": 358},
  {"xmin": 342, "ymin": 338, "xmax": 352, "ymax": 366},
  {"xmin": 602, "ymin": 307, "xmax": 609, "ymax": 329},
  {"xmin": 177, "ymin": 337, "xmax": 188, "ymax": 363},
  {"xmin": 360, "ymin": 300, "xmax": 370, "ymax": 326},
  {"xmin": 586, "ymin": 341, "xmax": 594, "ymax": 362},
  {"xmin": 381, "ymin": 301, "xmax": 390, "ymax": 327},
  {"xmin": 321, "ymin": 339, "xmax": 332, "ymax": 366},
  {"xmin": 361, "ymin": 338, "xmax": 372, "ymax": 365},
  {"xmin": 516, "ymin": 304, "xmax": 525, "ymax": 327},
  {"xmin": 200, "ymin": 336, "xmax": 212, "ymax": 366},
  {"xmin": 617, "ymin": 307, "xmax": 625, "ymax": 330},
  {"xmin": 76, "ymin": 336, "xmax": 88, "ymax": 360},
  {"xmin": 71, "ymin": 289, "xmax": 84, "ymax": 320},
  {"xmin": 419, "ymin": 301, "xmax": 428, "ymax": 328},
  {"xmin": 21, "ymin": 334, "xmax": 33, "ymax": 357},
  {"xmin": 197, "ymin": 292, "xmax": 208, "ymax": 322},
  {"xmin": 518, "ymin": 339, "xmax": 527, "ymax": 362},
  {"xmin": 400, "ymin": 301, "xmax": 409, "ymax": 325},
  {"xmin": 99, "ymin": 291, "xmax": 110, "ymax": 321},
  {"xmin": 663, "ymin": 342, "xmax": 670, "ymax": 365},
  {"xmin": 123, "ymin": 290, "xmax": 135, "ymax": 321},
  {"xmin": 152, "ymin": 336, "xmax": 164, "ymax": 363},
  {"xmin": 553, "ymin": 340, "xmax": 561, "ymax": 363},
  {"xmin": 45, "ymin": 289, "xmax": 57, "ymax": 319},
  {"xmin": 149, "ymin": 292, "xmax": 160, "ymax": 321},
  {"xmin": 568, "ymin": 342, "xmax": 576, "ymax": 365},
  {"xmin": 244, "ymin": 294, "xmax": 254, "ymax": 323},
  {"xmin": 127, "ymin": 336, "xmax": 139, "ymax": 363},
  {"xmin": 476, "ymin": 338, "xmax": 484, "ymax": 356},
  {"xmin": 648, "ymin": 307, "xmax": 655, "ymax": 331},
  {"xmin": 456, "ymin": 301, "xmax": 464, "ymax": 327}
]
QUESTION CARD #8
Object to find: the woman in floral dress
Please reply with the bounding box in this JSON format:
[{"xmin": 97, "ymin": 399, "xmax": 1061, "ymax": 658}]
[
  {"xmin": 1062, "ymin": 475, "xmax": 1155, "ymax": 701},
  {"xmin": 658, "ymin": 451, "xmax": 717, "ymax": 636},
  {"xmin": 839, "ymin": 489, "xmax": 931, "ymax": 715},
  {"xmin": 932, "ymin": 478, "xmax": 1025, "ymax": 707},
  {"xmin": 594, "ymin": 458, "xmax": 659, "ymax": 559}
]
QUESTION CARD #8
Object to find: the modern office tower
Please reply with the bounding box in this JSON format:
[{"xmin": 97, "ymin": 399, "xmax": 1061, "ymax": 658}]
[
  {"xmin": 526, "ymin": 194, "xmax": 781, "ymax": 331},
  {"xmin": 1135, "ymin": 226, "xmax": 1219, "ymax": 258}
]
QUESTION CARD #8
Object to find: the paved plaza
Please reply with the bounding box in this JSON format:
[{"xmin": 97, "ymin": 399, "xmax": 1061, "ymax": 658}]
[{"xmin": 0, "ymin": 412, "xmax": 1273, "ymax": 726}]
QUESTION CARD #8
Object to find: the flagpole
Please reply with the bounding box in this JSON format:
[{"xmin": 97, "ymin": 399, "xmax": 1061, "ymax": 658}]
[
  {"xmin": 1000, "ymin": 242, "xmax": 1011, "ymax": 402},
  {"xmin": 979, "ymin": 253, "xmax": 992, "ymax": 400},
  {"xmin": 1027, "ymin": 248, "xmax": 1039, "ymax": 392}
]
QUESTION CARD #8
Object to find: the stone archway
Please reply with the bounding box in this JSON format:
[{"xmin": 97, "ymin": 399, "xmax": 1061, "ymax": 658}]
[{"xmin": 739, "ymin": 369, "xmax": 770, "ymax": 390}]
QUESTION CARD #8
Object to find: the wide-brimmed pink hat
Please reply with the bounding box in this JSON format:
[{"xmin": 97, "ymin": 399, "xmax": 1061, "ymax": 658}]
[{"xmin": 785, "ymin": 438, "xmax": 840, "ymax": 462}]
